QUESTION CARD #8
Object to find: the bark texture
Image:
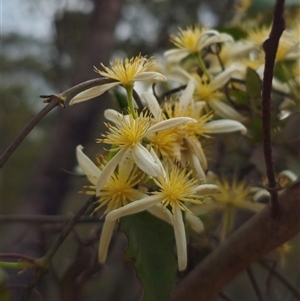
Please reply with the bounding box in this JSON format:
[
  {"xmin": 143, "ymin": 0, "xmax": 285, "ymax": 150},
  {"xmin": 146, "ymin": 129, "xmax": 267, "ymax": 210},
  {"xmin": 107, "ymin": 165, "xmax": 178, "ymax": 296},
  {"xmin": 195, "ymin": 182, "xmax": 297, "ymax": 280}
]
[{"xmin": 171, "ymin": 180, "xmax": 300, "ymax": 301}]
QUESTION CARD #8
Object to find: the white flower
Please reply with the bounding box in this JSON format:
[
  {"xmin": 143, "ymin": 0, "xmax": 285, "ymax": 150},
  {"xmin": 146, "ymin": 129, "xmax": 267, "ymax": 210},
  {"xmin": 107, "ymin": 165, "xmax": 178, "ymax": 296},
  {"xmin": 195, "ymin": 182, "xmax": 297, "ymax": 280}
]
[
  {"xmin": 105, "ymin": 164, "xmax": 220, "ymax": 271},
  {"xmin": 69, "ymin": 55, "xmax": 166, "ymax": 105},
  {"xmin": 95, "ymin": 110, "xmax": 196, "ymax": 193},
  {"xmin": 164, "ymin": 25, "xmax": 233, "ymax": 63},
  {"xmin": 75, "ymin": 145, "xmax": 173, "ymax": 262}
]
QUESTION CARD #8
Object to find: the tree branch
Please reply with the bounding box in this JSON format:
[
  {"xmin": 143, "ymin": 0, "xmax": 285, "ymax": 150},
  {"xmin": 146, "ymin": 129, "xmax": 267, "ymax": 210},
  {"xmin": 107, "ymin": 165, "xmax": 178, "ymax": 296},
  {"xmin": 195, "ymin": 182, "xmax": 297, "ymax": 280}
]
[
  {"xmin": 261, "ymin": 0, "xmax": 286, "ymax": 217},
  {"xmin": 171, "ymin": 180, "xmax": 300, "ymax": 301},
  {"xmin": 0, "ymin": 97, "xmax": 60, "ymax": 168}
]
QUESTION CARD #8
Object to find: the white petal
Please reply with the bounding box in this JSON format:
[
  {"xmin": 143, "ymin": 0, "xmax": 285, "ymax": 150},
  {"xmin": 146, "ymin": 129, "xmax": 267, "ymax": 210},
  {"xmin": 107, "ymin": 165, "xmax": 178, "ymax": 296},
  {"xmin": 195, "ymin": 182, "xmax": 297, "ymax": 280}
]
[
  {"xmin": 209, "ymin": 99, "xmax": 246, "ymax": 121},
  {"xmin": 142, "ymin": 92, "xmax": 162, "ymax": 121},
  {"xmin": 164, "ymin": 49, "xmax": 191, "ymax": 63},
  {"xmin": 96, "ymin": 147, "xmax": 128, "ymax": 193},
  {"xmin": 147, "ymin": 117, "xmax": 195, "ymax": 134},
  {"xmin": 149, "ymin": 147, "xmax": 165, "ymax": 177},
  {"xmin": 199, "ymin": 33, "xmax": 234, "ymax": 49},
  {"xmin": 185, "ymin": 212, "xmax": 204, "ymax": 233},
  {"xmin": 173, "ymin": 205, "xmax": 187, "ymax": 271},
  {"xmin": 202, "ymin": 120, "xmax": 247, "ymax": 135},
  {"xmin": 252, "ymin": 189, "xmax": 269, "ymax": 202},
  {"xmin": 237, "ymin": 202, "xmax": 265, "ymax": 212},
  {"xmin": 69, "ymin": 82, "xmax": 119, "ymax": 105},
  {"xmin": 134, "ymin": 72, "xmax": 166, "ymax": 82},
  {"xmin": 190, "ymin": 203, "xmax": 223, "ymax": 215},
  {"xmin": 131, "ymin": 144, "xmax": 161, "ymax": 177},
  {"xmin": 185, "ymin": 137, "xmax": 207, "ymax": 170},
  {"xmin": 278, "ymin": 170, "xmax": 298, "ymax": 182},
  {"xmin": 179, "ymin": 80, "xmax": 195, "ymax": 111},
  {"xmin": 147, "ymin": 204, "xmax": 173, "ymax": 225},
  {"xmin": 210, "ymin": 67, "xmax": 239, "ymax": 91},
  {"xmin": 192, "ymin": 184, "xmax": 220, "ymax": 195},
  {"xmin": 104, "ymin": 109, "xmax": 123, "ymax": 125},
  {"xmin": 98, "ymin": 219, "xmax": 116, "ymax": 263},
  {"xmin": 106, "ymin": 195, "xmax": 162, "ymax": 221},
  {"xmin": 76, "ymin": 145, "xmax": 100, "ymax": 185},
  {"xmin": 188, "ymin": 152, "xmax": 206, "ymax": 182},
  {"xmin": 166, "ymin": 66, "xmax": 192, "ymax": 83}
]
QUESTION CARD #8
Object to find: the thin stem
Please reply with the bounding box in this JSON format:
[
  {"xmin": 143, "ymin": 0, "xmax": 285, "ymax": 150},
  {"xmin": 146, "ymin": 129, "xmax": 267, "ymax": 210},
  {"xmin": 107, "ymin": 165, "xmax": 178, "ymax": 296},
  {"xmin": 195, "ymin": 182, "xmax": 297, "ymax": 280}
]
[
  {"xmin": 246, "ymin": 267, "xmax": 266, "ymax": 301},
  {"xmin": 0, "ymin": 214, "xmax": 102, "ymax": 224},
  {"xmin": 261, "ymin": 0, "xmax": 286, "ymax": 217},
  {"xmin": 0, "ymin": 261, "xmax": 29, "ymax": 270},
  {"xmin": 125, "ymin": 85, "xmax": 137, "ymax": 118},
  {"xmin": 0, "ymin": 253, "xmax": 37, "ymax": 265},
  {"xmin": 0, "ymin": 97, "xmax": 60, "ymax": 168},
  {"xmin": 21, "ymin": 196, "xmax": 96, "ymax": 301},
  {"xmin": 259, "ymin": 260, "xmax": 300, "ymax": 300},
  {"xmin": 158, "ymin": 85, "xmax": 187, "ymax": 100},
  {"xmin": 194, "ymin": 53, "xmax": 210, "ymax": 81}
]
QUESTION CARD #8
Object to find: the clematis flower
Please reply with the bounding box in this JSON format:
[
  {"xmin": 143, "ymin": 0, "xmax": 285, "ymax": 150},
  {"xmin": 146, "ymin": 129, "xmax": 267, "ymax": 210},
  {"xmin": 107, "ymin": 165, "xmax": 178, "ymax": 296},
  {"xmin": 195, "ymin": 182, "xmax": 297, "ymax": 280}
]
[
  {"xmin": 69, "ymin": 55, "xmax": 166, "ymax": 105},
  {"xmin": 95, "ymin": 110, "xmax": 196, "ymax": 193},
  {"xmin": 164, "ymin": 25, "xmax": 233, "ymax": 63},
  {"xmin": 105, "ymin": 163, "xmax": 220, "ymax": 271},
  {"xmin": 190, "ymin": 175, "xmax": 265, "ymax": 241},
  {"xmin": 143, "ymin": 82, "xmax": 247, "ymax": 181},
  {"xmin": 76, "ymin": 145, "xmax": 173, "ymax": 263}
]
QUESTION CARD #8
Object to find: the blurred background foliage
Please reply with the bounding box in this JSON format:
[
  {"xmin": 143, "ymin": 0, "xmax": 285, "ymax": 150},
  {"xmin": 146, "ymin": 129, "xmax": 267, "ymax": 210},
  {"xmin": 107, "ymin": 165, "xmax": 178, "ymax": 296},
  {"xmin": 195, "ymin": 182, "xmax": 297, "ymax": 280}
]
[{"xmin": 1, "ymin": 0, "xmax": 299, "ymax": 300}]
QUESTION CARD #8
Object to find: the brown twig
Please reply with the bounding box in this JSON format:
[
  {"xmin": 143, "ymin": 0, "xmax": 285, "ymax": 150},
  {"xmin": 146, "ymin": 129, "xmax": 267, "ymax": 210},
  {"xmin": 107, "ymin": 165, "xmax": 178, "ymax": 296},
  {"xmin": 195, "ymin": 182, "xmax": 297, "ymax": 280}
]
[
  {"xmin": 261, "ymin": 0, "xmax": 286, "ymax": 217},
  {"xmin": 133, "ymin": 88, "xmax": 144, "ymax": 110},
  {"xmin": 21, "ymin": 195, "xmax": 96, "ymax": 301},
  {"xmin": 158, "ymin": 85, "xmax": 187, "ymax": 100},
  {"xmin": 246, "ymin": 267, "xmax": 266, "ymax": 301},
  {"xmin": 171, "ymin": 180, "xmax": 300, "ymax": 301},
  {"xmin": 0, "ymin": 214, "xmax": 101, "ymax": 224},
  {"xmin": 0, "ymin": 97, "xmax": 60, "ymax": 168},
  {"xmin": 0, "ymin": 253, "xmax": 37, "ymax": 265},
  {"xmin": 259, "ymin": 260, "xmax": 300, "ymax": 300}
]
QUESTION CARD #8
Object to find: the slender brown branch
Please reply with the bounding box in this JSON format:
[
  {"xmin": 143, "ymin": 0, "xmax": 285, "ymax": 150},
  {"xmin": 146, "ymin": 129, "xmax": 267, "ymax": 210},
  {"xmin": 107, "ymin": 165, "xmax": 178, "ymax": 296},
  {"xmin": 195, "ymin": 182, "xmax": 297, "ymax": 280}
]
[
  {"xmin": 171, "ymin": 180, "xmax": 300, "ymax": 301},
  {"xmin": 246, "ymin": 267, "xmax": 266, "ymax": 301},
  {"xmin": 259, "ymin": 260, "xmax": 300, "ymax": 300},
  {"xmin": 158, "ymin": 85, "xmax": 187, "ymax": 100},
  {"xmin": 0, "ymin": 214, "xmax": 101, "ymax": 224},
  {"xmin": 261, "ymin": 0, "xmax": 286, "ymax": 217},
  {"xmin": 0, "ymin": 97, "xmax": 60, "ymax": 168},
  {"xmin": 21, "ymin": 196, "xmax": 96, "ymax": 301},
  {"xmin": 0, "ymin": 253, "xmax": 37, "ymax": 265}
]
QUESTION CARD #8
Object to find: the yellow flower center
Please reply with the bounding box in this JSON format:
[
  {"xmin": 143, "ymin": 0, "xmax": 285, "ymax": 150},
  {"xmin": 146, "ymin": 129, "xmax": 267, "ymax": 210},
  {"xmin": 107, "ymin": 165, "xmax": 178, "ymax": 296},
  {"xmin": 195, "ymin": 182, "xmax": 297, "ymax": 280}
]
[
  {"xmin": 212, "ymin": 178, "xmax": 251, "ymax": 206},
  {"xmin": 94, "ymin": 164, "xmax": 142, "ymax": 215},
  {"xmin": 170, "ymin": 25, "xmax": 208, "ymax": 52},
  {"xmin": 94, "ymin": 55, "xmax": 155, "ymax": 86},
  {"xmin": 148, "ymin": 128, "xmax": 181, "ymax": 159},
  {"xmin": 193, "ymin": 75, "xmax": 223, "ymax": 102},
  {"xmin": 99, "ymin": 113, "xmax": 151, "ymax": 148},
  {"xmin": 163, "ymin": 101, "xmax": 214, "ymax": 137},
  {"xmin": 247, "ymin": 26, "xmax": 270, "ymax": 46},
  {"xmin": 154, "ymin": 165, "xmax": 202, "ymax": 212}
]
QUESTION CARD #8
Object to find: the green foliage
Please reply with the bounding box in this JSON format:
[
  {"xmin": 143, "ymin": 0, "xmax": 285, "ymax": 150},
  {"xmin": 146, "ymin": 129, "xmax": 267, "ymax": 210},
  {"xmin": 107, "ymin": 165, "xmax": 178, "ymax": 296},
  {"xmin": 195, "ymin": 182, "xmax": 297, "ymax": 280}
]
[
  {"xmin": 120, "ymin": 212, "xmax": 177, "ymax": 301},
  {"xmin": 246, "ymin": 67, "xmax": 262, "ymax": 99},
  {"xmin": 0, "ymin": 268, "xmax": 10, "ymax": 301}
]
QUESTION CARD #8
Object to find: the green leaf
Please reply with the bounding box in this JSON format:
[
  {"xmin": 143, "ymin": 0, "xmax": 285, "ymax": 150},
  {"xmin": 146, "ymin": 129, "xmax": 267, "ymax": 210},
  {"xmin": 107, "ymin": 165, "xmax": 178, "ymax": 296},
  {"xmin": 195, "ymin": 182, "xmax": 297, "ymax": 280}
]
[
  {"xmin": 246, "ymin": 67, "xmax": 262, "ymax": 99},
  {"xmin": 217, "ymin": 26, "xmax": 248, "ymax": 40},
  {"xmin": 0, "ymin": 268, "xmax": 11, "ymax": 301},
  {"xmin": 120, "ymin": 211, "xmax": 177, "ymax": 301}
]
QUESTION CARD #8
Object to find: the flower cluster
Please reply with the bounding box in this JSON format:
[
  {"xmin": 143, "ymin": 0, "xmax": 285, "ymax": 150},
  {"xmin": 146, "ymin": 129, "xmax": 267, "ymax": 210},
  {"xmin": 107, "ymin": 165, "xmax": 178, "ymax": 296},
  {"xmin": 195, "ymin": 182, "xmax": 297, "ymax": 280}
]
[{"xmin": 70, "ymin": 15, "xmax": 299, "ymax": 271}]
